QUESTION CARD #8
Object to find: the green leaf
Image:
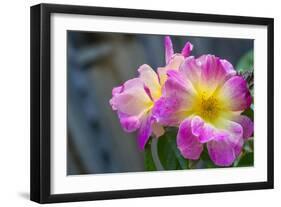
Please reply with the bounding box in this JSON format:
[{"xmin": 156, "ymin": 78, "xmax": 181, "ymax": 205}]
[
  {"xmin": 200, "ymin": 147, "xmax": 217, "ymax": 168},
  {"xmin": 236, "ymin": 50, "xmax": 254, "ymax": 96},
  {"xmin": 244, "ymin": 139, "xmax": 254, "ymax": 153},
  {"xmin": 233, "ymin": 138, "xmax": 254, "ymax": 167},
  {"xmin": 157, "ymin": 138, "xmax": 178, "ymax": 170},
  {"xmin": 234, "ymin": 152, "xmax": 254, "ymax": 167},
  {"xmin": 167, "ymin": 128, "xmax": 189, "ymax": 169},
  {"xmin": 242, "ymin": 107, "xmax": 254, "ymax": 121},
  {"xmin": 236, "ymin": 50, "xmax": 253, "ymax": 73},
  {"xmin": 157, "ymin": 128, "xmax": 189, "ymax": 170},
  {"xmin": 188, "ymin": 159, "xmax": 201, "ymax": 169},
  {"xmin": 144, "ymin": 140, "xmax": 157, "ymax": 171}
]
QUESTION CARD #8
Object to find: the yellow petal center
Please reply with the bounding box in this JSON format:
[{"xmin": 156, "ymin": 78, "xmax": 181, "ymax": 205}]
[{"xmin": 197, "ymin": 95, "xmax": 221, "ymax": 123}]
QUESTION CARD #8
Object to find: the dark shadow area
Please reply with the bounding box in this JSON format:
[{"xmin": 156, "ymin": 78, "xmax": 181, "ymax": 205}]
[{"xmin": 18, "ymin": 192, "xmax": 30, "ymax": 200}]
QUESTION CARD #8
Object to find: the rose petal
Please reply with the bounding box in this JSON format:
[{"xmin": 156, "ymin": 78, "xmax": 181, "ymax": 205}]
[
  {"xmin": 112, "ymin": 85, "xmax": 123, "ymax": 96},
  {"xmin": 207, "ymin": 120, "xmax": 243, "ymax": 166},
  {"xmin": 153, "ymin": 97, "xmax": 189, "ymax": 126},
  {"xmin": 181, "ymin": 41, "xmax": 193, "ymax": 57},
  {"xmin": 165, "ymin": 70, "xmax": 197, "ymax": 99},
  {"xmin": 157, "ymin": 55, "xmax": 185, "ymax": 85},
  {"xmin": 138, "ymin": 64, "xmax": 161, "ymax": 100},
  {"xmin": 164, "ymin": 36, "xmax": 174, "ymax": 64},
  {"xmin": 179, "ymin": 56, "xmax": 201, "ymax": 89},
  {"xmin": 198, "ymin": 55, "xmax": 229, "ymax": 97},
  {"xmin": 191, "ymin": 116, "xmax": 216, "ymax": 143},
  {"xmin": 220, "ymin": 59, "xmax": 237, "ymax": 78},
  {"xmin": 137, "ymin": 114, "xmax": 153, "ymax": 150},
  {"xmin": 177, "ymin": 118, "xmax": 203, "ymax": 160},
  {"xmin": 153, "ymin": 70, "xmax": 196, "ymax": 126},
  {"xmin": 207, "ymin": 135, "xmax": 236, "ymax": 167},
  {"xmin": 219, "ymin": 76, "xmax": 252, "ymax": 111},
  {"xmin": 109, "ymin": 78, "xmax": 152, "ymax": 116},
  {"xmin": 118, "ymin": 112, "xmax": 141, "ymax": 132},
  {"xmin": 233, "ymin": 115, "xmax": 254, "ymax": 140}
]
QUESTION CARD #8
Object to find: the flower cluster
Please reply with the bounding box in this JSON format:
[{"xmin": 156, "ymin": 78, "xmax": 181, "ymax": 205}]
[{"xmin": 110, "ymin": 36, "xmax": 253, "ymax": 167}]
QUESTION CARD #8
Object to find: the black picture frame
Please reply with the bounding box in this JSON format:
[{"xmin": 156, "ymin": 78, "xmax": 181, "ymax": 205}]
[{"xmin": 30, "ymin": 3, "xmax": 274, "ymax": 204}]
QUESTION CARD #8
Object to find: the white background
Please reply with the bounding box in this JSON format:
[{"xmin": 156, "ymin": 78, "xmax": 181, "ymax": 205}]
[
  {"xmin": 51, "ymin": 13, "xmax": 267, "ymax": 194},
  {"xmin": 0, "ymin": 0, "xmax": 279, "ymax": 206}
]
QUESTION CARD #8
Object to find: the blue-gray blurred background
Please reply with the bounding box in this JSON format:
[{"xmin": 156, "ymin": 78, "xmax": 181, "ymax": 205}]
[{"xmin": 67, "ymin": 31, "xmax": 253, "ymax": 175}]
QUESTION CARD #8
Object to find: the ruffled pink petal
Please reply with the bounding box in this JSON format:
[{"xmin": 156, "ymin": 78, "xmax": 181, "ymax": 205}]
[
  {"xmin": 110, "ymin": 86, "xmax": 124, "ymax": 110},
  {"xmin": 157, "ymin": 67, "xmax": 167, "ymax": 86},
  {"xmin": 164, "ymin": 70, "xmax": 197, "ymax": 100},
  {"xmin": 118, "ymin": 112, "xmax": 141, "ymax": 132},
  {"xmin": 220, "ymin": 59, "xmax": 237, "ymax": 78},
  {"xmin": 181, "ymin": 42, "xmax": 193, "ymax": 57},
  {"xmin": 164, "ymin": 36, "xmax": 174, "ymax": 64},
  {"xmin": 137, "ymin": 114, "xmax": 154, "ymax": 150},
  {"xmin": 224, "ymin": 120, "xmax": 244, "ymax": 157},
  {"xmin": 177, "ymin": 118, "xmax": 203, "ymax": 160},
  {"xmin": 207, "ymin": 135, "xmax": 237, "ymax": 166},
  {"xmin": 112, "ymin": 85, "xmax": 123, "ymax": 96},
  {"xmin": 167, "ymin": 54, "xmax": 185, "ymax": 69},
  {"xmin": 219, "ymin": 76, "xmax": 252, "ymax": 111},
  {"xmin": 207, "ymin": 121, "xmax": 243, "ymax": 166},
  {"xmin": 138, "ymin": 64, "xmax": 161, "ymax": 101},
  {"xmin": 153, "ymin": 70, "xmax": 196, "ymax": 126},
  {"xmin": 153, "ymin": 97, "xmax": 188, "ymax": 126},
  {"xmin": 191, "ymin": 116, "xmax": 216, "ymax": 143},
  {"xmin": 198, "ymin": 55, "xmax": 229, "ymax": 96},
  {"xmin": 233, "ymin": 115, "xmax": 254, "ymax": 140},
  {"xmin": 179, "ymin": 56, "xmax": 202, "ymax": 93},
  {"xmin": 109, "ymin": 78, "xmax": 152, "ymax": 116},
  {"xmin": 158, "ymin": 54, "xmax": 185, "ymax": 86}
]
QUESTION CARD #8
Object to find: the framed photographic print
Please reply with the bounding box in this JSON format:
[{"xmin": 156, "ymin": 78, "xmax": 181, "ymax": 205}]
[{"xmin": 30, "ymin": 3, "xmax": 274, "ymax": 203}]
